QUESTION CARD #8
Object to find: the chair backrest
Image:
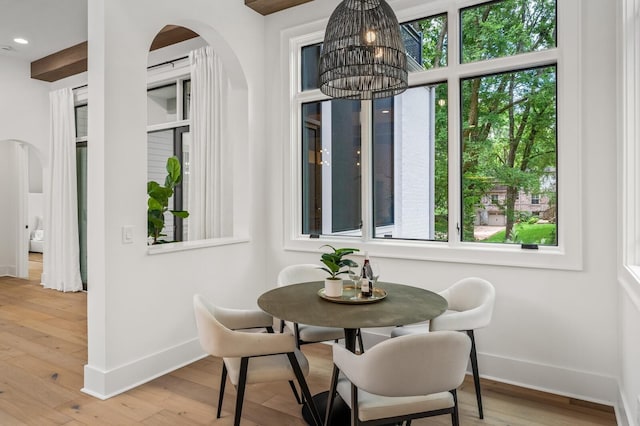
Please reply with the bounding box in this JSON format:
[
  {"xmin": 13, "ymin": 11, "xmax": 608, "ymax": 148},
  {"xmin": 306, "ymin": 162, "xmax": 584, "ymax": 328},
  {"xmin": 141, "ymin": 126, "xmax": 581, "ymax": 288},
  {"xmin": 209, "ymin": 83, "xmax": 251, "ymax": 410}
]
[
  {"xmin": 277, "ymin": 264, "xmax": 327, "ymax": 287},
  {"xmin": 334, "ymin": 331, "xmax": 471, "ymax": 397},
  {"xmin": 194, "ymin": 294, "xmax": 297, "ymax": 359},
  {"xmin": 438, "ymin": 277, "xmax": 495, "ymax": 328},
  {"xmin": 193, "ymin": 294, "xmax": 238, "ymax": 358}
]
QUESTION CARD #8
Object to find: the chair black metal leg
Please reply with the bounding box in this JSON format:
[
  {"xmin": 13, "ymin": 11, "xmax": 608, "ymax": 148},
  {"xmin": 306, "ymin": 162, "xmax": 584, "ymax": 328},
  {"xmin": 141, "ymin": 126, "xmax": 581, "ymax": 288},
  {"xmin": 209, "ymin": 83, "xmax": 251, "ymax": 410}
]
[
  {"xmin": 288, "ymin": 380, "xmax": 302, "ymax": 404},
  {"xmin": 266, "ymin": 326, "xmax": 275, "ymax": 333},
  {"xmin": 467, "ymin": 330, "xmax": 484, "ymax": 419},
  {"xmin": 451, "ymin": 389, "xmax": 459, "ymax": 426},
  {"xmin": 217, "ymin": 362, "xmax": 228, "ymax": 418},
  {"xmin": 234, "ymin": 357, "xmax": 249, "ymax": 426},
  {"xmin": 279, "ymin": 319, "xmax": 285, "ymax": 333},
  {"xmin": 294, "ymin": 323, "xmax": 302, "ymax": 349},
  {"xmin": 351, "ymin": 383, "xmax": 359, "ymax": 426},
  {"xmin": 287, "ymin": 352, "xmax": 322, "ymax": 426},
  {"xmin": 357, "ymin": 329, "xmax": 365, "ymax": 353},
  {"xmin": 325, "ymin": 365, "xmax": 340, "ymax": 426}
]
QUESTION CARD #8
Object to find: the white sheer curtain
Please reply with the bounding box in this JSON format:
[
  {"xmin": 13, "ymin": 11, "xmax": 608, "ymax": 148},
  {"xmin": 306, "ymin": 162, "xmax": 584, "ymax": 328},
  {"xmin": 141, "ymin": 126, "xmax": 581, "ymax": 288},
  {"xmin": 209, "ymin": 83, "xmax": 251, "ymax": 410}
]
[
  {"xmin": 188, "ymin": 46, "xmax": 228, "ymax": 240},
  {"xmin": 43, "ymin": 88, "xmax": 82, "ymax": 292}
]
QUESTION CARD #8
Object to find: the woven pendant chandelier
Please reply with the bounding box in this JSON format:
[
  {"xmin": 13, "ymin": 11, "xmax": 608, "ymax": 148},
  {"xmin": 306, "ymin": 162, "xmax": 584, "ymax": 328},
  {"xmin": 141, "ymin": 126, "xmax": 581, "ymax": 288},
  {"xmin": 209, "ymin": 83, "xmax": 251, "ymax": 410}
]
[{"xmin": 319, "ymin": 0, "xmax": 408, "ymax": 100}]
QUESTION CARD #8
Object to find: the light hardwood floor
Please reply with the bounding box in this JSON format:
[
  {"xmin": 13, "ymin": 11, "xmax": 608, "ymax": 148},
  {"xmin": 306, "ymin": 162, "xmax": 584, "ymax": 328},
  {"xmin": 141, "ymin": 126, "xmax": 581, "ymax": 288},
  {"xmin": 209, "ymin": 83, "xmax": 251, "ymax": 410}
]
[{"xmin": 0, "ymin": 255, "xmax": 617, "ymax": 425}]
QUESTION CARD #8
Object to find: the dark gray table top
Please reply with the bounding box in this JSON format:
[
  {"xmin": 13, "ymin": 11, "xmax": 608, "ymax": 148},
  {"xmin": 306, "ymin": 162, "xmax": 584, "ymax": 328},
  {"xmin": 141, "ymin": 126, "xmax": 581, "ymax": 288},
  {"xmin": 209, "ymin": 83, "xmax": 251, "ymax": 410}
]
[{"xmin": 258, "ymin": 281, "xmax": 447, "ymax": 330}]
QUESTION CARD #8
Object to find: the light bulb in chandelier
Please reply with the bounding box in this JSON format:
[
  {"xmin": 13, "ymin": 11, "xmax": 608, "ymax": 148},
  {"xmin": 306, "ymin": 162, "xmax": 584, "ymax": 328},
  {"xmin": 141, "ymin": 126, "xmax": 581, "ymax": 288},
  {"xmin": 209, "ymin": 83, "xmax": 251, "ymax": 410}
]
[{"xmin": 364, "ymin": 29, "xmax": 377, "ymax": 44}]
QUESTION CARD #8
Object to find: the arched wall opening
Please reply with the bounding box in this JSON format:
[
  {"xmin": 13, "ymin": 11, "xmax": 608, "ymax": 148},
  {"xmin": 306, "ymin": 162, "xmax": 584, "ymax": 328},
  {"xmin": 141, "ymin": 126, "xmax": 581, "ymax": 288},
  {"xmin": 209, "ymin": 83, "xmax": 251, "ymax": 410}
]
[{"xmin": 144, "ymin": 23, "xmax": 250, "ymax": 245}]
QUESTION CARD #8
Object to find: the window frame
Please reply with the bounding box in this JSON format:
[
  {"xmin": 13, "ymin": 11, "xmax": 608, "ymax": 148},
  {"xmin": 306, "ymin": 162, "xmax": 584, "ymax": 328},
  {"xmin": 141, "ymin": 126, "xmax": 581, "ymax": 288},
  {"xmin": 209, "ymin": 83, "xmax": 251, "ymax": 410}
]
[
  {"xmin": 145, "ymin": 58, "xmax": 249, "ymax": 254},
  {"xmin": 284, "ymin": 0, "xmax": 582, "ymax": 271},
  {"xmin": 621, "ymin": 0, "xmax": 640, "ymax": 282}
]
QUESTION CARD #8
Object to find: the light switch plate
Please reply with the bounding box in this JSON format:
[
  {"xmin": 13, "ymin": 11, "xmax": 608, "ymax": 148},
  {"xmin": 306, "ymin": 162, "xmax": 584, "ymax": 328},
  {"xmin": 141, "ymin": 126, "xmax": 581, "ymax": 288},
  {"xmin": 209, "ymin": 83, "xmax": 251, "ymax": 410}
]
[{"xmin": 122, "ymin": 225, "xmax": 134, "ymax": 244}]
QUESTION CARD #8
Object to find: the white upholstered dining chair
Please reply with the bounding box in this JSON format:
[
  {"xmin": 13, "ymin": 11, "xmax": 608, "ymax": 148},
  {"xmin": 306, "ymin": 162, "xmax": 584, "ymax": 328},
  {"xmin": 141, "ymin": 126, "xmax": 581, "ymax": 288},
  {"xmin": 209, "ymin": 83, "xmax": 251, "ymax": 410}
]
[
  {"xmin": 193, "ymin": 294, "xmax": 322, "ymax": 426},
  {"xmin": 277, "ymin": 264, "xmax": 364, "ymax": 352},
  {"xmin": 390, "ymin": 276, "xmax": 496, "ymax": 419},
  {"xmin": 325, "ymin": 331, "xmax": 471, "ymax": 426}
]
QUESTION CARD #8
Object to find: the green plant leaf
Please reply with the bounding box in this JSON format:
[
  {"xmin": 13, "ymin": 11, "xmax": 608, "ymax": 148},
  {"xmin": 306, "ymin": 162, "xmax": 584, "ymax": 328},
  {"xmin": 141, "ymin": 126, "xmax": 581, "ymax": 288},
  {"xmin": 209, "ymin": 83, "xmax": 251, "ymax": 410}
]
[
  {"xmin": 148, "ymin": 198, "xmax": 163, "ymax": 211},
  {"xmin": 334, "ymin": 247, "xmax": 359, "ymax": 256},
  {"xmin": 147, "ymin": 181, "xmax": 160, "ymax": 193},
  {"xmin": 341, "ymin": 259, "xmax": 358, "ymax": 268},
  {"xmin": 166, "ymin": 156, "xmax": 182, "ymax": 186},
  {"xmin": 171, "ymin": 210, "xmax": 189, "ymax": 218}
]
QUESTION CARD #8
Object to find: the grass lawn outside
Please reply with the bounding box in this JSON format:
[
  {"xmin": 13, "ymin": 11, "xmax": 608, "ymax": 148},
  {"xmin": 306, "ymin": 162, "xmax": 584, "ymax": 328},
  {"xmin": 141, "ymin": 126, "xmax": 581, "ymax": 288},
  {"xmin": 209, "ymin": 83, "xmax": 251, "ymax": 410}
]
[{"xmin": 480, "ymin": 222, "xmax": 556, "ymax": 245}]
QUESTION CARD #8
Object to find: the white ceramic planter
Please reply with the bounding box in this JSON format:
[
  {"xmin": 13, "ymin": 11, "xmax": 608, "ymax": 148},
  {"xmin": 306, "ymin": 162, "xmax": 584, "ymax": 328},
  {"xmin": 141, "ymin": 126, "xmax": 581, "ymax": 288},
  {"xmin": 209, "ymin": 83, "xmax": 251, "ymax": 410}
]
[{"xmin": 324, "ymin": 278, "xmax": 343, "ymax": 297}]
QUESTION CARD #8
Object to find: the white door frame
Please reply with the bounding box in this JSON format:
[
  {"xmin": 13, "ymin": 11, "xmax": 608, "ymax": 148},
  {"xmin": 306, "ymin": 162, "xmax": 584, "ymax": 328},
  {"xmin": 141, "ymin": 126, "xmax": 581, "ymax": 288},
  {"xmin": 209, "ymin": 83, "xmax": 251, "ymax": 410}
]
[{"xmin": 16, "ymin": 142, "xmax": 29, "ymax": 279}]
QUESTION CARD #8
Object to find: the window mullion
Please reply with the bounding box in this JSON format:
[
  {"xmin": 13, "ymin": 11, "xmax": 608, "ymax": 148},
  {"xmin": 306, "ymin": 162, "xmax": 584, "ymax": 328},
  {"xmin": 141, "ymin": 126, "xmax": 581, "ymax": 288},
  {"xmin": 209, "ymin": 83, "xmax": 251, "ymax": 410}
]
[
  {"xmin": 361, "ymin": 100, "xmax": 374, "ymax": 242},
  {"xmin": 448, "ymin": 3, "xmax": 463, "ymax": 247},
  {"xmin": 177, "ymin": 79, "xmax": 184, "ymax": 121}
]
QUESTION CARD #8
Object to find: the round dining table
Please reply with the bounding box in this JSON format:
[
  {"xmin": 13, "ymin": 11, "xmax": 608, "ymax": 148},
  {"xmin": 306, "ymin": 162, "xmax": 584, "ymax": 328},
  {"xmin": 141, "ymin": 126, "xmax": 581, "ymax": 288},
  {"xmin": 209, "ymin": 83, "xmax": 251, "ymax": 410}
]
[{"xmin": 257, "ymin": 280, "xmax": 448, "ymax": 425}]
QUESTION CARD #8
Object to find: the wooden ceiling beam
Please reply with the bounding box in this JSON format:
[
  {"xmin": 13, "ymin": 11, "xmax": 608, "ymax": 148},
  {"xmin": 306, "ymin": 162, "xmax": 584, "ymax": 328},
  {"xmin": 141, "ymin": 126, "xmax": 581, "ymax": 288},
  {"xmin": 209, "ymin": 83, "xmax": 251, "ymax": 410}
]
[
  {"xmin": 30, "ymin": 25, "xmax": 200, "ymax": 83},
  {"xmin": 245, "ymin": 0, "xmax": 314, "ymax": 15},
  {"xmin": 31, "ymin": 41, "xmax": 87, "ymax": 83}
]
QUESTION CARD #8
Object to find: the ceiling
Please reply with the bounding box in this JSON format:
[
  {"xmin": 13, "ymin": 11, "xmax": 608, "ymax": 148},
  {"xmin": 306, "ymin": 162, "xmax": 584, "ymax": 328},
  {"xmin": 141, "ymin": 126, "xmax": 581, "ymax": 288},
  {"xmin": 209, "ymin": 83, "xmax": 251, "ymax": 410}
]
[{"xmin": 0, "ymin": 0, "xmax": 88, "ymax": 63}]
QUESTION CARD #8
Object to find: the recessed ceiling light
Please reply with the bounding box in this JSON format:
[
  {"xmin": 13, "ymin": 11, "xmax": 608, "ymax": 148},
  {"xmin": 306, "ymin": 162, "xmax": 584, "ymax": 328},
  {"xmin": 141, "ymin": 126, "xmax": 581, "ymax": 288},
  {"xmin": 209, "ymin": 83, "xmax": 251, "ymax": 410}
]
[{"xmin": 13, "ymin": 38, "xmax": 29, "ymax": 45}]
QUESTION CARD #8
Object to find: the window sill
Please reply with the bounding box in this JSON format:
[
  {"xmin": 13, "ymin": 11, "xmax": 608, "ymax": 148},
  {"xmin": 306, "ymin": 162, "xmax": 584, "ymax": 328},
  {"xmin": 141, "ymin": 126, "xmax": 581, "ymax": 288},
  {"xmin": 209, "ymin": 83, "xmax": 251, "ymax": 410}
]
[
  {"xmin": 147, "ymin": 236, "xmax": 250, "ymax": 255},
  {"xmin": 285, "ymin": 236, "xmax": 582, "ymax": 271}
]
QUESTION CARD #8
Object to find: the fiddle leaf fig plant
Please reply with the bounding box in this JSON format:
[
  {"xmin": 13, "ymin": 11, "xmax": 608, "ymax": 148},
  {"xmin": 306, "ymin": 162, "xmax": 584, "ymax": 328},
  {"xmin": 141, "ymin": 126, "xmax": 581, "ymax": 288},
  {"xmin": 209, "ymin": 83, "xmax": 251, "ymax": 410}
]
[
  {"xmin": 319, "ymin": 245, "xmax": 359, "ymax": 279},
  {"xmin": 147, "ymin": 156, "xmax": 189, "ymax": 244}
]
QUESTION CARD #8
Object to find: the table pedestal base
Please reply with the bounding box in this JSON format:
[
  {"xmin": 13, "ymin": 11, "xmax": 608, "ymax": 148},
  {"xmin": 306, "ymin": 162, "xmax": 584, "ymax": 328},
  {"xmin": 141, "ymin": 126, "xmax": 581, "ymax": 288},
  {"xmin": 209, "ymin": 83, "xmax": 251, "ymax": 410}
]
[{"xmin": 302, "ymin": 391, "xmax": 350, "ymax": 425}]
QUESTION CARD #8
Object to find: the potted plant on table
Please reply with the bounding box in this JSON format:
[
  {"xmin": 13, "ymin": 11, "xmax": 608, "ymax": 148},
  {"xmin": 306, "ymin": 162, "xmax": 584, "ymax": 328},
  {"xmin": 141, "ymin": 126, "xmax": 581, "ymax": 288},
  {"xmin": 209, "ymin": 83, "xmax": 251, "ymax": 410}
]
[{"xmin": 319, "ymin": 245, "xmax": 359, "ymax": 297}]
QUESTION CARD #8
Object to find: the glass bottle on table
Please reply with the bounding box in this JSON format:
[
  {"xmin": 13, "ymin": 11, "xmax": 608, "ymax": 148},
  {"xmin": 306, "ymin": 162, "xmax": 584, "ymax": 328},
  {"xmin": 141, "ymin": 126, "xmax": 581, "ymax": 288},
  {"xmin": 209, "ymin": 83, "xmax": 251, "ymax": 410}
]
[{"xmin": 361, "ymin": 252, "xmax": 373, "ymax": 297}]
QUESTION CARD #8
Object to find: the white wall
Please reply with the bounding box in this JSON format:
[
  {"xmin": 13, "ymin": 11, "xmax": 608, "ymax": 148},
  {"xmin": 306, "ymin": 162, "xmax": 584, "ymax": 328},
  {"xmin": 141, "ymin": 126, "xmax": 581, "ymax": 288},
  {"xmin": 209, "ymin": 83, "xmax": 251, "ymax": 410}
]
[
  {"xmin": 83, "ymin": 0, "xmax": 267, "ymax": 398},
  {"xmin": 28, "ymin": 193, "xmax": 44, "ymax": 230},
  {"xmin": 0, "ymin": 143, "xmax": 19, "ymax": 276},
  {"xmin": 0, "ymin": 56, "xmax": 49, "ymax": 276},
  {"xmin": 263, "ymin": 0, "xmax": 620, "ymax": 407},
  {"xmin": 0, "ymin": 57, "xmax": 50, "ymax": 159}
]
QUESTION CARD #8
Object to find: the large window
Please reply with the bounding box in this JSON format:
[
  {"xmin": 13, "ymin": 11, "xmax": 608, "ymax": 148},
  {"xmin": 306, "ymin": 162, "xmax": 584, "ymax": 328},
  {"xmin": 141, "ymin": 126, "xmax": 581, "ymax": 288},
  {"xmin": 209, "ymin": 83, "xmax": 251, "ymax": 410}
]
[
  {"xmin": 301, "ymin": 99, "xmax": 362, "ymax": 236},
  {"xmin": 147, "ymin": 77, "xmax": 191, "ymax": 243},
  {"xmin": 293, "ymin": 0, "xmax": 573, "ymax": 261},
  {"xmin": 371, "ymin": 83, "xmax": 449, "ymax": 241},
  {"xmin": 74, "ymin": 102, "xmax": 88, "ymax": 289}
]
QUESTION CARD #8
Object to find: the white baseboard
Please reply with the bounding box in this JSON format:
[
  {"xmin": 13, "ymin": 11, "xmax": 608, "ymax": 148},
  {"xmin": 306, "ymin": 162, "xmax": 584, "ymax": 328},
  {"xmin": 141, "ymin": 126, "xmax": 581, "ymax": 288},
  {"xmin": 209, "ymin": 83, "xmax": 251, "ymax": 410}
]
[
  {"xmin": 361, "ymin": 329, "xmax": 618, "ymax": 407},
  {"xmin": 0, "ymin": 265, "xmax": 17, "ymax": 277},
  {"xmin": 82, "ymin": 338, "xmax": 207, "ymax": 399},
  {"xmin": 81, "ymin": 328, "xmax": 620, "ymax": 412},
  {"xmin": 480, "ymin": 352, "xmax": 618, "ymax": 406},
  {"xmin": 616, "ymin": 383, "xmax": 631, "ymax": 426}
]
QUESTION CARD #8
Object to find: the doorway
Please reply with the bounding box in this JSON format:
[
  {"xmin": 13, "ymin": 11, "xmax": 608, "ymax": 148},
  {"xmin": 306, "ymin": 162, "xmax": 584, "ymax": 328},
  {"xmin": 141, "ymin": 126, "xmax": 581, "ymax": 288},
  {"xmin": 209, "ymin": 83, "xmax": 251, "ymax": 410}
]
[{"xmin": 0, "ymin": 140, "xmax": 44, "ymax": 281}]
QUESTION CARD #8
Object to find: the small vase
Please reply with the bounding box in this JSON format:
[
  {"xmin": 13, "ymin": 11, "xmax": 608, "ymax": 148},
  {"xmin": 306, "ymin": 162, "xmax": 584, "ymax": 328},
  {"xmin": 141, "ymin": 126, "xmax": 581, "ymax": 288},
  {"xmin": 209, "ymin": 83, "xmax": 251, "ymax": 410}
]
[{"xmin": 324, "ymin": 278, "xmax": 343, "ymax": 297}]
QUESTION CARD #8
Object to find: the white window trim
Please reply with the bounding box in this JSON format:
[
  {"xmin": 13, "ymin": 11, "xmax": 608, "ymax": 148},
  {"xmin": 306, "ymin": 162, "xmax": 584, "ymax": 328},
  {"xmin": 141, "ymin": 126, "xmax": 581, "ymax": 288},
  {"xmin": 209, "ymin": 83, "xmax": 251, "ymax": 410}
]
[
  {"xmin": 147, "ymin": 236, "xmax": 250, "ymax": 255},
  {"xmin": 621, "ymin": 0, "xmax": 640, "ymax": 283},
  {"xmin": 283, "ymin": 0, "xmax": 583, "ymax": 271}
]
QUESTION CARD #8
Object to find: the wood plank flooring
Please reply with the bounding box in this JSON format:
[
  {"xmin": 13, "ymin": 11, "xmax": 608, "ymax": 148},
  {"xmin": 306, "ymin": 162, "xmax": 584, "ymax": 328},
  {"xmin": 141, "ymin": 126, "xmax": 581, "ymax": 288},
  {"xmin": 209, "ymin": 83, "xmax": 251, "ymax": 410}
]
[{"xmin": 0, "ymin": 256, "xmax": 617, "ymax": 425}]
